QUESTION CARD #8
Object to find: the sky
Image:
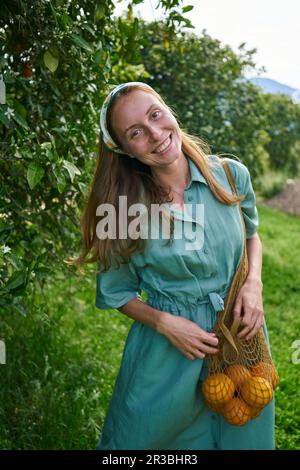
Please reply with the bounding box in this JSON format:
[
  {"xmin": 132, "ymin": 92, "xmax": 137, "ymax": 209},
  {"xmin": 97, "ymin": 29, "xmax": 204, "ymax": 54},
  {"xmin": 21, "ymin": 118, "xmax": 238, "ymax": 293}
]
[{"xmin": 114, "ymin": 0, "xmax": 300, "ymax": 90}]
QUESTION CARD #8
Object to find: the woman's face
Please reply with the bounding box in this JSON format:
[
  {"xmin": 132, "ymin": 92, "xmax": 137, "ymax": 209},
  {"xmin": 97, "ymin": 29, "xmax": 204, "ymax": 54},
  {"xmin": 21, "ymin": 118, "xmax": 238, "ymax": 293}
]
[{"xmin": 110, "ymin": 89, "xmax": 184, "ymax": 167}]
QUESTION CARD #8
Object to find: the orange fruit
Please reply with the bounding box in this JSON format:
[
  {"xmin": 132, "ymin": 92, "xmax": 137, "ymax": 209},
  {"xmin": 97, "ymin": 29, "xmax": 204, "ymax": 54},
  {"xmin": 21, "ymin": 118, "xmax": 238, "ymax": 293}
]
[
  {"xmin": 223, "ymin": 397, "xmax": 252, "ymax": 426},
  {"xmin": 251, "ymin": 362, "xmax": 279, "ymax": 390},
  {"xmin": 250, "ymin": 405, "xmax": 264, "ymax": 419},
  {"xmin": 22, "ymin": 63, "xmax": 33, "ymax": 78},
  {"xmin": 203, "ymin": 373, "xmax": 235, "ymax": 405},
  {"xmin": 205, "ymin": 400, "xmax": 223, "ymax": 414},
  {"xmin": 241, "ymin": 376, "xmax": 273, "ymax": 407},
  {"xmin": 15, "ymin": 43, "xmax": 26, "ymax": 54},
  {"xmin": 226, "ymin": 364, "xmax": 252, "ymax": 389}
]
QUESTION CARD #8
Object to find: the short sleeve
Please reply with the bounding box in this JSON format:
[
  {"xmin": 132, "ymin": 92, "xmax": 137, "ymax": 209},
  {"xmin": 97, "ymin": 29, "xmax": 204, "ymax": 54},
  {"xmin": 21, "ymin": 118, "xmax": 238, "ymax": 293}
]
[
  {"xmin": 95, "ymin": 258, "xmax": 142, "ymax": 310},
  {"xmin": 225, "ymin": 158, "xmax": 259, "ymax": 239}
]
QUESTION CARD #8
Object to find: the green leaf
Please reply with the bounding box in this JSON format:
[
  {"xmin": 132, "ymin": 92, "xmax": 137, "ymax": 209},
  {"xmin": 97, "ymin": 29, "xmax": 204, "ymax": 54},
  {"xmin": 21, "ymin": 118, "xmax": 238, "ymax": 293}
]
[
  {"xmin": 78, "ymin": 182, "xmax": 88, "ymax": 194},
  {"xmin": 27, "ymin": 162, "xmax": 45, "ymax": 189},
  {"xmin": 34, "ymin": 266, "xmax": 52, "ymax": 279},
  {"xmin": 6, "ymin": 271, "xmax": 26, "ymax": 290},
  {"xmin": 0, "ymin": 298, "xmax": 9, "ymax": 307},
  {"xmin": 40, "ymin": 142, "xmax": 53, "ymax": 160},
  {"xmin": 12, "ymin": 110, "xmax": 28, "ymax": 129},
  {"xmin": 47, "ymin": 132, "xmax": 56, "ymax": 148},
  {"xmin": 14, "ymin": 100, "xmax": 27, "ymax": 119},
  {"xmin": 94, "ymin": 4, "xmax": 105, "ymax": 22},
  {"xmin": 49, "ymin": 1, "xmax": 58, "ymax": 27},
  {"xmin": 48, "ymin": 79, "xmax": 62, "ymax": 96},
  {"xmin": 60, "ymin": 12, "xmax": 72, "ymax": 28},
  {"xmin": 44, "ymin": 49, "xmax": 59, "ymax": 73},
  {"xmin": 53, "ymin": 169, "xmax": 66, "ymax": 193},
  {"xmin": 95, "ymin": 49, "xmax": 107, "ymax": 66},
  {"xmin": 182, "ymin": 5, "xmax": 194, "ymax": 13},
  {"xmin": 0, "ymin": 107, "xmax": 9, "ymax": 126},
  {"xmin": 40, "ymin": 142, "xmax": 52, "ymax": 151},
  {"xmin": 70, "ymin": 34, "xmax": 93, "ymax": 53},
  {"xmin": 14, "ymin": 302, "xmax": 27, "ymax": 316},
  {"xmin": 5, "ymin": 253, "xmax": 24, "ymax": 270},
  {"xmin": 81, "ymin": 24, "xmax": 96, "ymax": 37},
  {"xmin": 52, "ymin": 127, "xmax": 64, "ymax": 134},
  {"xmin": 62, "ymin": 160, "xmax": 81, "ymax": 183},
  {"xmin": 28, "ymin": 259, "xmax": 37, "ymax": 272}
]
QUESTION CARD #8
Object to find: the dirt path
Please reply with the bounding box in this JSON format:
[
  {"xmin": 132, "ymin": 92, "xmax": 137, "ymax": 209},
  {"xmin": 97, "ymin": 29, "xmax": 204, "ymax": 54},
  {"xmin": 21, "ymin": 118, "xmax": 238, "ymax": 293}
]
[{"xmin": 263, "ymin": 179, "xmax": 300, "ymax": 216}]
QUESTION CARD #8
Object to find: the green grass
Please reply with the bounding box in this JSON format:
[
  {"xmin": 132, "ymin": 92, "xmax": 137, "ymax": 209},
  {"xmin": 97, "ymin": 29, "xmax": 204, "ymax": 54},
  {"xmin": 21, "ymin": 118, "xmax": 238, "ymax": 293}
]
[
  {"xmin": 0, "ymin": 204, "xmax": 299, "ymax": 449},
  {"xmin": 258, "ymin": 204, "xmax": 300, "ymax": 449}
]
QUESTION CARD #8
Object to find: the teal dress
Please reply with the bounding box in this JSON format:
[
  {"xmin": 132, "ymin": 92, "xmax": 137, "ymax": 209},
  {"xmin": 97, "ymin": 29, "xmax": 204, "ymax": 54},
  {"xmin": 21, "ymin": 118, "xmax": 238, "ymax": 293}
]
[{"xmin": 95, "ymin": 155, "xmax": 275, "ymax": 450}]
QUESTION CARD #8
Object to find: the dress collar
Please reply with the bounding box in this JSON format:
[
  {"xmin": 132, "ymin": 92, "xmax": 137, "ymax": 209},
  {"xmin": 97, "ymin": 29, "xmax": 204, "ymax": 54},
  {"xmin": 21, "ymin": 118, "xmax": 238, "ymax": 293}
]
[{"xmin": 186, "ymin": 156, "xmax": 208, "ymax": 188}]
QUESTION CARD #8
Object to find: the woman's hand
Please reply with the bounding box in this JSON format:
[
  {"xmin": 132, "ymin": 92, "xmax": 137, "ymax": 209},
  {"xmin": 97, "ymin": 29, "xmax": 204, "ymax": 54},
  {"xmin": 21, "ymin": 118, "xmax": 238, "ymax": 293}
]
[
  {"xmin": 233, "ymin": 276, "xmax": 264, "ymax": 340},
  {"xmin": 157, "ymin": 313, "xmax": 219, "ymax": 361}
]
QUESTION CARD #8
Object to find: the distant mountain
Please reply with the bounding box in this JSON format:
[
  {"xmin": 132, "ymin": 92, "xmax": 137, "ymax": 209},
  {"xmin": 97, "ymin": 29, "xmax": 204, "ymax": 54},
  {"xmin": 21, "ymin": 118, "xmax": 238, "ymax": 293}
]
[{"xmin": 248, "ymin": 77, "xmax": 300, "ymax": 103}]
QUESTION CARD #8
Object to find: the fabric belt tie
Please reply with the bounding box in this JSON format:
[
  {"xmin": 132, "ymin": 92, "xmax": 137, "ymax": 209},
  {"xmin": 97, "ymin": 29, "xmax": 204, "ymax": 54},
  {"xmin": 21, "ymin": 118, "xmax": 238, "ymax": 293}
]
[{"xmin": 208, "ymin": 292, "xmax": 225, "ymax": 313}]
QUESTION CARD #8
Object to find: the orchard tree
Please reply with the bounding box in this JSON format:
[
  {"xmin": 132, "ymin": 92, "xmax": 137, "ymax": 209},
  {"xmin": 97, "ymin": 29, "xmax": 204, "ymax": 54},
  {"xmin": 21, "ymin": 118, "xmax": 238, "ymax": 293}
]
[
  {"xmin": 0, "ymin": 0, "xmax": 194, "ymax": 316},
  {"xmin": 263, "ymin": 93, "xmax": 300, "ymax": 174}
]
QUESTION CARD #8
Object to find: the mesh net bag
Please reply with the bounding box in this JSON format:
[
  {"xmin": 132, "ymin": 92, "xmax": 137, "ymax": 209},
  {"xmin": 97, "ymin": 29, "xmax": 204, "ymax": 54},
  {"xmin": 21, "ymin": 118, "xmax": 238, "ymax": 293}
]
[{"xmin": 202, "ymin": 160, "xmax": 279, "ymax": 426}]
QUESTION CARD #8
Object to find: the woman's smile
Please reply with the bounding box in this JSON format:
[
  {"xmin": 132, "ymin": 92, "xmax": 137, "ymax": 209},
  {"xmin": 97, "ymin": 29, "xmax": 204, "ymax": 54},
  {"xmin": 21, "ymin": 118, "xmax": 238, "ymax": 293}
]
[{"xmin": 151, "ymin": 133, "xmax": 172, "ymax": 155}]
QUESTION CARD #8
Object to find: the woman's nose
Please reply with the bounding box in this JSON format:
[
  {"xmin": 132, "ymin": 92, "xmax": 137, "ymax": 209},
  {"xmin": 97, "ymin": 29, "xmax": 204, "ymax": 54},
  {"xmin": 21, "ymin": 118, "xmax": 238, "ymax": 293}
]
[{"xmin": 148, "ymin": 126, "xmax": 163, "ymax": 142}]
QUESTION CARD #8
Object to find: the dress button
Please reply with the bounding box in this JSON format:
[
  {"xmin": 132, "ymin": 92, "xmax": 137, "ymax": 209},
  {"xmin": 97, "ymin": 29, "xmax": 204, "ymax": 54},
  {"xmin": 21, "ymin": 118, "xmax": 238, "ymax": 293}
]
[
  {"xmin": 211, "ymin": 415, "xmax": 217, "ymax": 421},
  {"xmin": 188, "ymin": 195, "xmax": 193, "ymax": 201},
  {"xmin": 204, "ymin": 248, "xmax": 208, "ymax": 254}
]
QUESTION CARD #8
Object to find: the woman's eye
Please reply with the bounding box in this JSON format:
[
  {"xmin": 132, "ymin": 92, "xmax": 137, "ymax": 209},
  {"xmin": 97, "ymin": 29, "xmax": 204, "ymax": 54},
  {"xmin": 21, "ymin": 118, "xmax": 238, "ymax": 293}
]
[
  {"xmin": 152, "ymin": 110, "xmax": 160, "ymax": 118},
  {"xmin": 130, "ymin": 111, "xmax": 161, "ymax": 138},
  {"xmin": 131, "ymin": 129, "xmax": 141, "ymax": 138}
]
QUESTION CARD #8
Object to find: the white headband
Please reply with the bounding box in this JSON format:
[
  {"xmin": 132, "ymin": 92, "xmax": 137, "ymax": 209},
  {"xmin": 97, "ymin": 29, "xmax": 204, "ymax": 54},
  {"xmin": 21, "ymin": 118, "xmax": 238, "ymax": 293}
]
[{"xmin": 99, "ymin": 81, "xmax": 153, "ymax": 158}]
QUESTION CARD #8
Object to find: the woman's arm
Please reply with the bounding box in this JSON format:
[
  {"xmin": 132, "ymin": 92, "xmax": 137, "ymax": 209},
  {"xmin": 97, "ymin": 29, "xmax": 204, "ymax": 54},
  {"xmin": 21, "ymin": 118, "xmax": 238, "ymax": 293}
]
[
  {"xmin": 246, "ymin": 232, "xmax": 263, "ymax": 282},
  {"xmin": 233, "ymin": 233, "xmax": 264, "ymax": 340},
  {"xmin": 118, "ymin": 298, "xmax": 219, "ymax": 360},
  {"xmin": 118, "ymin": 298, "xmax": 168, "ymax": 332}
]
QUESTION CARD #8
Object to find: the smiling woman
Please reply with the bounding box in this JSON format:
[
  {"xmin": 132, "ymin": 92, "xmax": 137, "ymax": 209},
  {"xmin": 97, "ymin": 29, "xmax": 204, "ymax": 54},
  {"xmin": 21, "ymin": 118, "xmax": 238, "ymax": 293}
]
[
  {"xmin": 72, "ymin": 82, "xmax": 242, "ymax": 272},
  {"xmin": 111, "ymin": 91, "xmax": 179, "ymax": 161},
  {"xmin": 68, "ymin": 81, "xmax": 275, "ymax": 450}
]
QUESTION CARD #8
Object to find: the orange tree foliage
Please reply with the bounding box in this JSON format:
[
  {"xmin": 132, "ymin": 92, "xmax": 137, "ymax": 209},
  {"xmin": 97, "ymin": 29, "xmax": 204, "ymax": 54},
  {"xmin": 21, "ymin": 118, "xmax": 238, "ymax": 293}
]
[{"xmin": 0, "ymin": 0, "xmax": 194, "ymax": 315}]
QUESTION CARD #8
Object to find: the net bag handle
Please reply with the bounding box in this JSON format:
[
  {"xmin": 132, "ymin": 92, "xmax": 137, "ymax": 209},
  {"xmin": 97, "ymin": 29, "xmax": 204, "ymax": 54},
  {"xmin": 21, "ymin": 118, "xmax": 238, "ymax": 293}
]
[{"xmin": 217, "ymin": 159, "xmax": 250, "ymax": 362}]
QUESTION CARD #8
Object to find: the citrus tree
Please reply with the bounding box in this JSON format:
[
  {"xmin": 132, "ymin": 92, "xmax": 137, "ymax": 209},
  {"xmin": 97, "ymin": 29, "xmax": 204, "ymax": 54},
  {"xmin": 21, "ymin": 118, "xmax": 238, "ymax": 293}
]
[{"xmin": 0, "ymin": 0, "xmax": 193, "ymax": 316}]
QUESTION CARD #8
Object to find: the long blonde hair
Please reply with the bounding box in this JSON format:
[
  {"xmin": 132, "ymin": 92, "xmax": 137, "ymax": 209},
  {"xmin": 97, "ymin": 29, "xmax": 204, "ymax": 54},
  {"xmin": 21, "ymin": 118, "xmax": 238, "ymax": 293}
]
[{"xmin": 67, "ymin": 84, "xmax": 243, "ymax": 273}]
